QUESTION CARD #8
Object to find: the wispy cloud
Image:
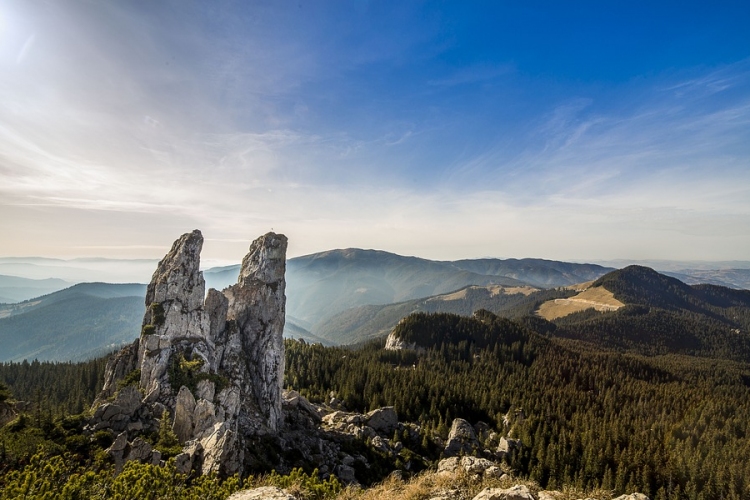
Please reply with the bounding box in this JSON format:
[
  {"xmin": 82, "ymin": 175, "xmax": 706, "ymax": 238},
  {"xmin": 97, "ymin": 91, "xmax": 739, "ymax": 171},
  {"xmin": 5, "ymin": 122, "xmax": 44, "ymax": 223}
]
[{"xmin": 0, "ymin": 3, "xmax": 748, "ymax": 262}]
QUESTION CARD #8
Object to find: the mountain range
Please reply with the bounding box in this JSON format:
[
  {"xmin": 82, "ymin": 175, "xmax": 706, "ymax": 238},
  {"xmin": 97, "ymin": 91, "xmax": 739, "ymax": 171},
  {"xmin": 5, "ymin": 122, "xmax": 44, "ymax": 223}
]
[
  {"xmin": 0, "ymin": 283, "xmax": 146, "ymax": 362},
  {"xmin": 1, "ymin": 248, "xmax": 749, "ymax": 362}
]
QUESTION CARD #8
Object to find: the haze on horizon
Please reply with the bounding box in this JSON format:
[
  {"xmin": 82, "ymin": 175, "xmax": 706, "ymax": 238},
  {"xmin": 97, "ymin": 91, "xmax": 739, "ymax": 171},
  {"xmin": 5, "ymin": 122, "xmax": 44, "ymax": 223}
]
[{"xmin": 1, "ymin": 1, "xmax": 749, "ymax": 264}]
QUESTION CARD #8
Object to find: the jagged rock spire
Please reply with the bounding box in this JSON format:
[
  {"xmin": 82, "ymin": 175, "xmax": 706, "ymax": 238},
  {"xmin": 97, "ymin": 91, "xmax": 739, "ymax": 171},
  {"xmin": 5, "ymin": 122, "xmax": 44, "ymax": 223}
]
[
  {"xmin": 145, "ymin": 229, "xmax": 205, "ymax": 313},
  {"xmin": 137, "ymin": 230, "xmax": 211, "ymax": 402},
  {"xmin": 93, "ymin": 230, "xmax": 288, "ymax": 476},
  {"xmin": 224, "ymin": 232, "xmax": 288, "ymax": 433}
]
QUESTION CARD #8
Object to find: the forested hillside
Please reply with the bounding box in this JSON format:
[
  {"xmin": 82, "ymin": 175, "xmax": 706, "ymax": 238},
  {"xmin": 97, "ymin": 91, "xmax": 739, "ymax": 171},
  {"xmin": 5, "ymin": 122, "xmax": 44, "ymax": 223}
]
[
  {"xmin": 287, "ymin": 311, "xmax": 750, "ymax": 499},
  {"xmin": 549, "ymin": 266, "xmax": 750, "ymax": 362}
]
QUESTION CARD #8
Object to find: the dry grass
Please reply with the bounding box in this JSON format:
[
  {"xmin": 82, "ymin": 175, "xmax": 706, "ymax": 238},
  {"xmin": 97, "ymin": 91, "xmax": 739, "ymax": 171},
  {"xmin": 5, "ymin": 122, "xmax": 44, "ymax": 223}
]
[
  {"xmin": 432, "ymin": 285, "xmax": 538, "ymax": 302},
  {"xmin": 564, "ymin": 280, "xmax": 595, "ymax": 292},
  {"xmin": 332, "ymin": 469, "xmax": 540, "ymax": 500},
  {"xmin": 248, "ymin": 468, "xmax": 621, "ymax": 500},
  {"xmin": 497, "ymin": 286, "xmax": 537, "ymax": 297},
  {"xmin": 536, "ymin": 286, "xmax": 624, "ymax": 321}
]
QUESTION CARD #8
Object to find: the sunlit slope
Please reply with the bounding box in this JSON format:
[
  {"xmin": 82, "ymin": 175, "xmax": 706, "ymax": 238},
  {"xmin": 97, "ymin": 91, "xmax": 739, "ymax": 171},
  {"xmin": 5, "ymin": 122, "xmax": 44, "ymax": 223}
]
[{"xmin": 536, "ymin": 286, "xmax": 624, "ymax": 320}]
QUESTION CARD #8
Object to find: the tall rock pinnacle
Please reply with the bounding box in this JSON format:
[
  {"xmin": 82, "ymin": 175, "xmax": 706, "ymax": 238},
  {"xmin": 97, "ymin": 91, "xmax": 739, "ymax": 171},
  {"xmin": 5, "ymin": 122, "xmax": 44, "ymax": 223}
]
[
  {"xmin": 137, "ymin": 229, "xmax": 210, "ymax": 403},
  {"xmin": 94, "ymin": 230, "xmax": 288, "ymax": 476},
  {"xmin": 224, "ymin": 232, "xmax": 288, "ymax": 433}
]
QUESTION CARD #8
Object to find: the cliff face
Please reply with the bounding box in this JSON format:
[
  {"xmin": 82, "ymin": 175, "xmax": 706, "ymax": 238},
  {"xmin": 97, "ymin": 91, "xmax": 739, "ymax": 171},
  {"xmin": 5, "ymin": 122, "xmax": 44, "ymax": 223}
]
[{"xmin": 93, "ymin": 230, "xmax": 287, "ymax": 475}]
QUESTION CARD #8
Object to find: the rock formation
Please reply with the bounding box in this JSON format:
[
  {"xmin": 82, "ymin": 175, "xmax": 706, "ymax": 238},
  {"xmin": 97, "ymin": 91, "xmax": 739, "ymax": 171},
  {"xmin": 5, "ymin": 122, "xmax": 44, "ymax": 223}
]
[
  {"xmin": 91, "ymin": 230, "xmax": 287, "ymax": 476},
  {"xmin": 444, "ymin": 417, "xmax": 480, "ymax": 456}
]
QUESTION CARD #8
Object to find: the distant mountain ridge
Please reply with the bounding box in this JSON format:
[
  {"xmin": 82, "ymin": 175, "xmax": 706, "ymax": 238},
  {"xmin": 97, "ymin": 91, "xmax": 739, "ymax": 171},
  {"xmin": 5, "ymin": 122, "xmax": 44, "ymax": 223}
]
[
  {"xmin": 549, "ymin": 265, "xmax": 750, "ymax": 362},
  {"xmin": 5, "ymin": 248, "xmax": 750, "ymax": 362},
  {"xmin": 449, "ymin": 258, "xmax": 611, "ymax": 288},
  {"xmin": 0, "ymin": 275, "xmax": 70, "ymax": 304},
  {"xmin": 205, "ymin": 249, "xmax": 615, "ymax": 331},
  {"xmin": 0, "ymin": 283, "xmax": 147, "ymax": 362}
]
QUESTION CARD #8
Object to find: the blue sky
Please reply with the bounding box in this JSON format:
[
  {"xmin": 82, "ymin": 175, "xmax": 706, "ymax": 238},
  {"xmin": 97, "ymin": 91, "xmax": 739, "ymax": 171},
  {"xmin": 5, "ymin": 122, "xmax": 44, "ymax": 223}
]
[{"xmin": 0, "ymin": 0, "xmax": 748, "ymax": 263}]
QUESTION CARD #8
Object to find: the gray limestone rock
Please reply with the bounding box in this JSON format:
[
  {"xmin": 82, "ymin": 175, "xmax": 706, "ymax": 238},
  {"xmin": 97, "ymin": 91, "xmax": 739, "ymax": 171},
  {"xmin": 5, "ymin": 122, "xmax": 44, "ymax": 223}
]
[
  {"xmin": 445, "ymin": 418, "xmax": 480, "ymax": 457},
  {"xmin": 496, "ymin": 436, "xmax": 522, "ymax": 459},
  {"xmin": 173, "ymin": 386, "xmax": 197, "ymax": 443},
  {"xmin": 106, "ymin": 431, "xmax": 129, "ymax": 473},
  {"xmin": 193, "ymin": 399, "xmax": 219, "ymax": 438},
  {"xmin": 437, "ymin": 456, "xmax": 460, "ymax": 474},
  {"xmin": 91, "ymin": 385, "xmax": 144, "ymax": 433},
  {"xmin": 472, "ymin": 485, "xmax": 535, "ymax": 500},
  {"xmin": 174, "ymin": 452, "xmax": 193, "ymax": 475},
  {"xmin": 88, "ymin": 230, "xmax": 289, "ymax": 477},
  {"xmin": 200, "ymin": 422, "xmax": 238, "ymax": 475},
  {"xmin": 460, "ymin": 456, "xmax": 496, "ymax": 475},
  {"xmin": 228, "ymin": 487, "xmax": 295, "ymax": 500},
  {"xmin": 95, "ymin": 340, "xmax": 139, "ymax": 405},
  {"xmin": 223, "ymin": 232, "xmax": 288, "ymax": 434},
  {"xmin": 437, "ymin": 456, "xmax": 500, "ymax": 477},
  {"xmin": 365, "ymin": 406, "xmax": 398, "ymax": 434},
  {"xmin": 127, "ymin": 437, "xmax": 153, "ymax": 462},
  {"xmin": 334, "ymin": 464, "xmax": 357, "ymax": 484},
  {"xmin": 137, "ymin": 229, "xmax": 211, "ymax": 404},
  {"xmin": 282, "ymin": 389, "xmax": 321, "ymax": 423},
  {"xmin": 613, "ymin": 495, "xmax": 650, "ymax": 500}
]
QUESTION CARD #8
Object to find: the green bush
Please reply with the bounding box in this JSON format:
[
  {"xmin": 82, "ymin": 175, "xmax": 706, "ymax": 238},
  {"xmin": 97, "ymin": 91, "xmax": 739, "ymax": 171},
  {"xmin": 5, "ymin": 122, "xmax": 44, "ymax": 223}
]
[
  {"xmin": 167, "ymin": 353, "xmax": 227, "ymax": 397},
  {"xmin": 150, "ymin": 302, "xmax": 166, "ymax": 327},
  {"xmin": 266, "ymin": 468, "xmax": 342, "ymax": 500},
  {"xmin": 117, "ymin": 369, "xmax": 142, "ymax": 390}
]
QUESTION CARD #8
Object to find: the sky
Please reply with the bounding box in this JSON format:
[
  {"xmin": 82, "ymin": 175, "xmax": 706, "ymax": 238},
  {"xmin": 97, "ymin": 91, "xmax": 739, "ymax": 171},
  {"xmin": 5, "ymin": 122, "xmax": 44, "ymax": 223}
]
[{"xmin": 1, "ymin": 0, "xmax": 749, "ymax": 265}]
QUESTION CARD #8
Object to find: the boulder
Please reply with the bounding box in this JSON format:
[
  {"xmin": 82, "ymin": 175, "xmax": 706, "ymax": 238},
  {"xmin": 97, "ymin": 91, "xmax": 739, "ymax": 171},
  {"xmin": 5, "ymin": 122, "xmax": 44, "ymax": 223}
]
[
  {"xmin": 106, "ymin": 431, "xmax": 129, "ymax": 473},
  {"xmin": 437, "ymin": 456, "xmax": 460, "ymax": 474},
  {"xmin": 173, "ymin": 386, "xmax": 196, "ymax": 443},
  {"xmin": 496, "ymin": 436, "xmax": 522, "ymax": 460},
  {"xmin": 445, "ymin": 418, "xmax": 480, "ymax": 456},
  {"xmin": 613, "ymin": 495, "xmax": 650, "ymax": 500},
  {"xmin": 228, "ymin": 486, "xmax": 295, "ymax": 500},
  {"xmin": 365, "ymin": 406, "xmax": 398, "ymax": 434},
  {"xmin": 437, "ymin": 456, "xmax": 500, "ymax": 477},
  {"xmin": 126, "ymin": 437, "xmax": 153, "ymax": 462},
  {"xmin": 283, "ymin": 389, "xmax": 322, "ymax": 423},
  {"xmin": 472, "ymin": 485, "xmax": 535, "ymax": 500},
  {"xmin": 460, "ymin": 456, "xmax": 496, "ymax": 475},
  {"xmin": 334, "ymin": 464, "xmax": 357, "ymax": 484}
]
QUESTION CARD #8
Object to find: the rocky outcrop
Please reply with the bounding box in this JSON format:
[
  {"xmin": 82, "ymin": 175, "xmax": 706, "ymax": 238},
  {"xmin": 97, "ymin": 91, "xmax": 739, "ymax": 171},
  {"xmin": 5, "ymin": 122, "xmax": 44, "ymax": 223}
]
[
  {"xmin": 221, "ymin": 232, "xmax": 288, "ymax": 435},
  {"xmin": 437, "ymin": 456, "xmax": 504, "ymax": 478},
  {"xmin": 473, "ymin": 485, "xmax": 535, "ymax": 500},
  {"xmin": 445, "ymin": 417, "xmax": 480, "ymax": 456},
  {"xmin": 137, "ymin": 229, "xmax": 211, "ymax": 405},
  {"xmin": 384, "ymin": 321, "xmax": 425, "ymax": 352},
  {"xmin": 96, "ymin": 339, "xmax": 139, "ymax": 405},
  {"xmin": 365, "ymin": 406, "xmax": 398, "ymax": 434},
  {"xmin": 228, "ymin": 487, "xmax": 295, "ymax": 500},
  {"xmin": 90, "ymin": 230, "xmax": 288, "ymax": 477}
]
